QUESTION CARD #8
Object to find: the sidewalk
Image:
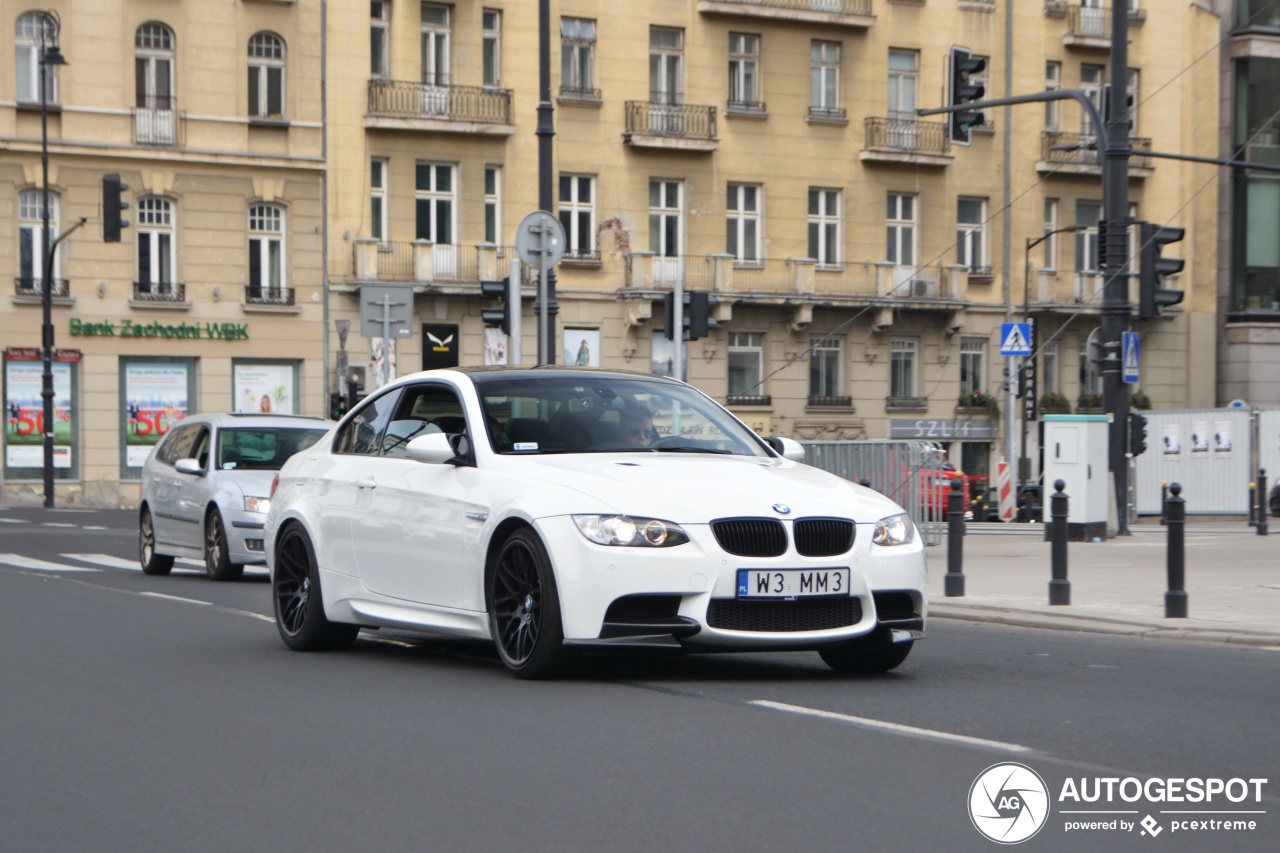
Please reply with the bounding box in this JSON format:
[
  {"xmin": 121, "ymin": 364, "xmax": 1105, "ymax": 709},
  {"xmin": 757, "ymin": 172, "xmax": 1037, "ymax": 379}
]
[{"xmin": 927, "ymin": 519, "xmax": 1280, "ymax": 646}]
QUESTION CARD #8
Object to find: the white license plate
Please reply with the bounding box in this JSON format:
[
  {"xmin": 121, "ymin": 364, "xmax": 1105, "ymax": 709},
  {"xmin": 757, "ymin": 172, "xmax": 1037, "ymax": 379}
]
[{"xmin": 736, "ymin": 568, "xmax": 850, "ymax": 599}]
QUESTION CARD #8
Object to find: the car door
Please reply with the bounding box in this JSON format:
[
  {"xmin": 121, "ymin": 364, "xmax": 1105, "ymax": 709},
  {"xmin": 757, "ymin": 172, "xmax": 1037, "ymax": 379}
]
[
  {"xmin": 349, "ymin": 382, "xmax": 478, "ymax": 609},
  {"xmin": 147, "ymin": 424, "xmax": 197, "ymax": 547},
  {"xmin": 170, "ymin": 425, "xmax": 213, "ymax": 550}
]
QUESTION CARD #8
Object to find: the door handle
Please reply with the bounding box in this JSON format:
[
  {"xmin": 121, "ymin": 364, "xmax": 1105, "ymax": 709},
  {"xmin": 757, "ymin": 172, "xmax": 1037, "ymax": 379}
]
[{"xmin": 355, "ymin": 477, "xmax": 377, "ymax": 490}]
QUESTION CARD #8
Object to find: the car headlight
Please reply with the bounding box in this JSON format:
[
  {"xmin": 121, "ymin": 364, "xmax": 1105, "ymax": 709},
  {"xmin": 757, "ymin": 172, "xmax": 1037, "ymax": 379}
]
[
  {"xmin": 872, "ymin": 513, "xmax": 915, "ymax": 546},
  {"xmin": 572, "ymin": 515, "xmax": 689, "ymax": 547},
  {"xmin": 245, "ymin": 496, "xmax": 271, "ymax": 514}
]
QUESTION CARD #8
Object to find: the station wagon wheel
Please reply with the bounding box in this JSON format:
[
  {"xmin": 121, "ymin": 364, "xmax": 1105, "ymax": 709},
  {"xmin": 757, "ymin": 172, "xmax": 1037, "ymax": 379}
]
[
  {"xmin": 204, "ymin": 509, "xmax": 244, "ymax": 581},
  {"xmin": 488, "ymin": 528, "xmax": 575, "ymax": 679},
  {"xmin": 139, "ymin": 506, "xmax": 174, "ymax": 576},
  {"xmin": 272, "ymin": 525, "xmax": 358, "ymax": 651},
  {"xmin": 818, "ymin": 629, "xmax": 913, "ymax": 675}
]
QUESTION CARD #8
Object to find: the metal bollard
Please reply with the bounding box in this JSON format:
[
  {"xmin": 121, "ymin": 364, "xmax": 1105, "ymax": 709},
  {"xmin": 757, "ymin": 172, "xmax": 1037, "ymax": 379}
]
[
  {"xmin": 1160, "ymin": 481, "xmax": 1168, "ymax": 526},
  {"xmin": 1165, "ymin": 482, "xmax": 1187, "ymax": 618},
  {"xmin": 1049, "ymin": 479, "xmax": 1070, "ymax": 605},
  {"xmin": 944, "ymin": 478, "xmax": 965, "ymax": 597},
  {"xmin": 1248, "ymin": 481, "xmax": 1258, "ymax": 527},
  {"xmin": 1258, "ymin": 469, "xmax": 1269, "ymax": 537}
]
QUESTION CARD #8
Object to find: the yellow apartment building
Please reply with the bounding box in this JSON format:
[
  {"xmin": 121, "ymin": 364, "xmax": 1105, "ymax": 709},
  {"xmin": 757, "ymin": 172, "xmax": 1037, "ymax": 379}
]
[{"xmin": 1, "ymin": 0, "xmax": 1220, "ymax": 506}]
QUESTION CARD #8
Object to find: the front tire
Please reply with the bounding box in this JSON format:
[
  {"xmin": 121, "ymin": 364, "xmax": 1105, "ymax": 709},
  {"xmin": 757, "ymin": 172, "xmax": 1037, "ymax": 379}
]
[
  {"xmin": 272, "ymin": 525, "xmax": 358, "ymax": 651},
  {"xmin": 205, "ymin": 509, "xmax": 244, "ymax": 581},
  {"xmin": 488, "ymin": 528, "xmax": 576, "ymax": 679},
  {"xmin": 819, "ymin": 629, "xmax": 913, "ymax": 674},
  {"xmin": 139, "ymin": 507, "xmax": 174, "ymax": 576}
]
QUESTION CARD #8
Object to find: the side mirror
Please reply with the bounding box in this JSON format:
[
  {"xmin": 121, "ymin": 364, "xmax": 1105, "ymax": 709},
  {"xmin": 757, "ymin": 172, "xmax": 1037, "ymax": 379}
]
[
  {"xmin": 175, "ymin": 458, "xmax": 204, "ymax": 476},
  {"xmin": 766, "ymin": 436, "xmax": 806, "ymax": 463},
  {"xmin": 406, "ymin": 432, "xmax": 457, "ymax": 465}
]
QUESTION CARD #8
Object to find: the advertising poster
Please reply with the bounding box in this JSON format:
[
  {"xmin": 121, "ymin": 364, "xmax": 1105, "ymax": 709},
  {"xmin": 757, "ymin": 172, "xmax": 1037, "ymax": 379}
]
[
  {"xmin": 564, "ymin": 330, "xmax": 601, "ymax": 367},
  {"xmin": 125, "ymin": 362, "xmax": 188, "ymax": 467},
  {"xmin": 422, "ymin": 324, "xmax": 459, "ymax": 370},
  {"xmin": 5, "ymin": 358, "xmax": 72, "ymax": 469},
  {"xmin": 1161, "ymin": 423, "xmax": 1182, "ymax": 457},
  {"xmin": 484, "ymin": 327, "xmax": 508, "ymax": 366},
  {"xmin": 650, "ymin": 331, "xmax": 686, "ymax": 378},
  {"xmin": 233, "ymin": 363, "xmax": 295, "ymax": 414},
  {"xmin": 1191, "ymin": 421, "xmax": 1209, "ymax": 454},
  {"xmin": 1214, "ymin": 420, "xmax": 1233, "ymax": 455}
]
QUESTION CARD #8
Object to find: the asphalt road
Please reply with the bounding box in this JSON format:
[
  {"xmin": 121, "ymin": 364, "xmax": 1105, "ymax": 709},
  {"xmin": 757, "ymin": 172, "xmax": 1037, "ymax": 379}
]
[{"xmin": 1, "ymin": 507, "xmax": 1276, "ymax": 852}]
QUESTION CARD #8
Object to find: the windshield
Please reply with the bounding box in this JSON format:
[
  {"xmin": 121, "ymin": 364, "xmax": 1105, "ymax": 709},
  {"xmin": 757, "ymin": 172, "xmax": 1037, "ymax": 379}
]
[
  {"xmin": 473, "ymin": 375, "xmax": 772, "ymax": 457},
  {"xmin": 216, "ymin": 427, "xmax": 328, "ymax": 470}
]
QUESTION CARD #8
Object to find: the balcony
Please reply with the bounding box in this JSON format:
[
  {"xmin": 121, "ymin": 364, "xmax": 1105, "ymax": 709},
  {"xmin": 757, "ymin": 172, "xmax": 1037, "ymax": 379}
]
[
  {"xmin": 132, "ymin": 282, "xmax": 187, "ymax": 304},
  {"xmin": 697, "ymin": 0, "xmax": 875, "ymax": 29},
  {"xmin": 366, "ymin": 80, "xmax": 514, "ymax": 135},
  {"xmin": 727, "ymin": 394, "xmax": 772, "ymax": 407},
  {"xmin": 245, "ymin": 285, "xmax": 295, "ymax": 306},
  {"xmin": 725, "ymin": 98, "xmax": 768, "ymax": 119},
  {"xmin": 860, "ymin": 117, "xmax": 952, "ymax": 166},
  {"xmin": 13, "ymin": 277, "xmax": 70, "ymax": 299},
  {"xmin": 623, "ymin": 102, "xmax": 718, "ymax": 151},
  {"xmin": 806, "ymin": 105, "xmax": 848, "ymax": 126},
  {"xmin": 886, "ymin": 396, "xmax": 929, "ymax": 412},
  {"xmin": 1036, "ymin": 131, "xmax": 1153, "ymax": 177},
  {"xmin": 557, "ymin": 85, "xmax": 602, "ymax": 106},
  {"xmin": 342, "ymin": 240, "xmax": 519, "ymax": 287},
  {"xmin": 807, "ymin": 395, "xmax": 854, "ymax": 409},
  {"xmin": 133, "ymin": 97, "xmax": 182, "ymax": 146},
  {"xmin": 1061, "ymin": 4, "xmax": 1147, "ymax": 49}
]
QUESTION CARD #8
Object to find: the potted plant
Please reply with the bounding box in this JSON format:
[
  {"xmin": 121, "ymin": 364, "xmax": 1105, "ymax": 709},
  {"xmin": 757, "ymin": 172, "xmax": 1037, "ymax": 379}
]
[
  {"xmin": 1076, "ymin": 392, "xmax": 1103, "ymax": 413},
  {"xmin": 1039, "ymin": 392, "xmax": 1071, "ymax": 415},
  {"xmin": 958, "ymin": 390, "xmax": 1000, "ymax": 419},
  {"xmin": 1130, "ymin": 389, "xmax": 1152, "ymax": 410}
]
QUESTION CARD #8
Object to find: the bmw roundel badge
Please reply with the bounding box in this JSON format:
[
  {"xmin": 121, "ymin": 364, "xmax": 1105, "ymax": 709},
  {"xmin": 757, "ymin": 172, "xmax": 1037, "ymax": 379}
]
[{"xmin": 772, "ymin": 503, "xmax": 791, "ymax": 515}]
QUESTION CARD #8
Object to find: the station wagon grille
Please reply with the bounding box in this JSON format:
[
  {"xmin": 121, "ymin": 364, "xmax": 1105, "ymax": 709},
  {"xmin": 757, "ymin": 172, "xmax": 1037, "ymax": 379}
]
[
  {"xmin": 706, "ymin": 597, "xmax": 862, "ymax": 633},
  {"xmin": 711, "ymin": 518, "xmax": 787, "ymax": 557},
  {"xmin": 793, "ymin": 518, "xmax": 855, "ymax": 557}
]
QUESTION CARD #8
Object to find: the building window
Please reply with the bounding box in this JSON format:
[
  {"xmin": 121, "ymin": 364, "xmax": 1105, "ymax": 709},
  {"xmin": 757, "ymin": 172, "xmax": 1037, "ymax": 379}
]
[
  {"xmin": 137, "ymin": 197, "xmax": 175, "ymax": 292},
  {"xmin": 808, "ymin": 188, "xmax": 840, "ymax": 267},
  {"xmin": 370, "ymin": 158, "xmax": 388, "ymax": 243},
  {"xmin": 728, "ymin": 333, "xmax": 764, "ymax": 400},
  {"xmin": 560, "ymin": 18, "xmax": 596, "ymax": 97},
  {"xmin": 482, "ymin": 9, "xmax": 501, "ymax": 88},
  {"xmin": 18, "ymin": 189, "xmax": 58, "ymax": 287},
  {"xmin": 485, "ymin": 165, "xmax": 501, "ymax": 245},
  {"xmin": 649, "ymin": 179, "xmax": 681, "ymax": 259},
  {"xmin": 727, "ymin": 183, "xmax": 761, "ymax": 264},
  {"xmin": 1081, "ymin": 64, "xmax": 1104, "ymax": 136},
  {"xmin": 887, "ymin": 49, "xmax": 919, "ymax": 121},
  {"xmin": 371, "ymin": 0, "xmax": 389, "ymax": 77},
  {"xmin": 809, "ymin": 40, "xmax": 840, "ymax": 116},
  {"xmin": 421, "ymin": 3, "xmax": 451, "ymax": 86},
  {"xmin": 415, "ymin": 162, "xmax": 454, "ymax": 244},
  {"xmin": 960, "ymin": 338, "xmax": 987, "ymax": 395},
  {"xmin": 809, "ymin": 336, "xmax": 842, "ymax": 400},
  {"xmin": 1043, "ymin": 198, "xmax": 1060, "ymax": 270},
  {"xmin": 650, "ymin": 27, "xmax": 683, "ymax": 105},
  {"xmin": 886, "ymin": 192, "xmax": 917, "ymax": 267},
  {"xmin": 1075, "ymin": 200, "xmax": 1102, "ymax": 273},
  {"xmin": 1042, "ymin": 341, "xmax": 1059, "ymax": 395},
  {"xmin": 957, "ymin": 197, "xmax": 987, "ymax": 273},
  {"xmin": 559, "ymin": 174, "xmax": 595, "ymax": 258},
  {"xmin": 136, "ymin": 22, "xmax": 175, "ymax": 111},
  {"xmin": 248, "ymin": 32, "xmax": 285, "ymax": 119},
  {"xmin": 1231, "ymin": 57, "xmax": 1280, "ymax": 312},
  {"xmin": 1045, "ymin": 61, "xmax": 1061, "ymax": 130},
  {"xmin": 890, "ymin": 338, "xmax": 918, "ymax": 399},
  {"xmin": 15, "ymin": 12, "xmax": 57, "ymax": 104},
  {"xmin": 248, "ymin": 204, "xmax": 285, "ymax": 296},
  {"xmin": 728, "ymin": 33, "xmax": 760, "ymax": 110}
]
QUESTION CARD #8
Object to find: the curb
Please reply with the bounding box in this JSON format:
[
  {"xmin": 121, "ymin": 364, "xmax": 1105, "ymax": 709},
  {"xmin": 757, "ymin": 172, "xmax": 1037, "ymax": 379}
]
[{"xmin": 929, "ymin": 604, "xmax": 1280, "ymax": 647}]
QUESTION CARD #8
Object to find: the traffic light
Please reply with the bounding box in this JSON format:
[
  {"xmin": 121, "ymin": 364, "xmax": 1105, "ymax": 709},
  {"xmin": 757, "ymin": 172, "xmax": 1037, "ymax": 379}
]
[
  {"xmin": 328, "ymin": 392, "xmax": 348, "ymax": 421},
  {"xmin": 102, "ymin": 173, "xmax": 129, "ymax": 243},
  {"xmin": 1128, "ymin": 412, "xmax": 1148, "ymax": 457},
  {"xmin": 1137, "ymin": 221, "xmax": 1185, "ymax": 321},
  {"xmin": 480, "ymin": 278, "xmax": 511, "ymax": 335},
  {"xmin": 663, "ymin": 290, "xmax": 711, "ymax": 341},
  {"xmin": 948, "ymin": 47, "xmax": 986, "ymax": 145}
]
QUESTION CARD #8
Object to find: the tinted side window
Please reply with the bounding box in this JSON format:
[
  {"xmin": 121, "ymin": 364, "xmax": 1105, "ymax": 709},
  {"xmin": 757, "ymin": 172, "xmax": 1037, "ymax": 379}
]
[
  {"xmin": 335, "ymin": 390, "xmax": 401, "ymax": 455},
  {"xmin": 158, "ymin": 425, "xmax": 197, "ymax": 466},
  {"xmin": 189, "ymin": 428, "xmax": 211, "ymax": 470},
  {"xmin": 379, "ymin": 384, "xmax": 466, "ymax": 458}
]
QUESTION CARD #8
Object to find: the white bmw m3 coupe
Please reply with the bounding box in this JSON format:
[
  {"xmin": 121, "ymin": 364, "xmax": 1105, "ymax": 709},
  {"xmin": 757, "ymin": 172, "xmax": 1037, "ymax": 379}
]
[{"xmin": 265, "ymin": 367, "xmax": 927, "ymax": 678}]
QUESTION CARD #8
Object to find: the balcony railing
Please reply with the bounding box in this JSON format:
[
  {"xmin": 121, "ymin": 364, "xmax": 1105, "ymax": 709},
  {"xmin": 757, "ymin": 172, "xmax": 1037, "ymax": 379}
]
[
  {"xmin": 344, "ymin": 241, "xmax": 520, "ymax": 284},
  {"xmin": 726, "ymin": 98, "xmax": 767, "ymax": 114},
  {"xmin": 1040, "ymin": 131, "xmax": 1152, "ymax": 169},
  {"xmin": 808, "ymin": 395, "xmax": 854, "ymax": 408},
  {"xmin": 133, "ymin": 97, "xmax": 181, "ymax": 146},
  {"xmin": 367, "ymin": 79, "xmax": 513, "ymax": 125},
  {"xmin": 1064, "ymin": 4, "xmax": 1147, "ymax": 42},
  {"xmin": 864, "ymin": 116, "xmax": 951, "ymax": 156},
  {"xmin": 808, "ymin": 105, "xmax": 847, "ymax": 121},
  {"xmin": 132, "ymin": 282, "xmax": 186, "ymax": 302},
  {"xmin": 726, "ymin": 394, "xmax": 772, "ymax": 407},
  {"xmin": 558, "ymin": 85, "xmax": 602, "ymax": 102},
  {"xmin": 14, "ymin": 277, "xmax": 70, "ymax": 298},
  {"xmin": 624, "ymin": 101, "xmax": 717, "ymax": 141},
  {"xmin": 245, "ymin": 286, "xmax": 295, "ymax": 306},
  {"xmin": 698, "ymin": 0, "xmax": 875, "ymax": 26}
]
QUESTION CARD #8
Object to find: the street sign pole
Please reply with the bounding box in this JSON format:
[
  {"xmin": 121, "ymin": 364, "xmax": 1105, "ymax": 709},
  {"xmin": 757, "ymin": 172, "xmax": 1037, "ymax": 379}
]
[
  {"xmin": 508, "ymin": 257, "xmax": 523, "ymax": 366},
  {"xmin": 515, "ymin": 211, "xmax": 566, "ymax": 367}
]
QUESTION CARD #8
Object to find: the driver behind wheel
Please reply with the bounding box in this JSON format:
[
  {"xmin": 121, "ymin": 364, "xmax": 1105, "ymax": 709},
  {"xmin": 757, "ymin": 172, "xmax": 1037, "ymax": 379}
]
[{"xmin": 617, "ymin": 404, "xmax": 658, "ymax": 447}]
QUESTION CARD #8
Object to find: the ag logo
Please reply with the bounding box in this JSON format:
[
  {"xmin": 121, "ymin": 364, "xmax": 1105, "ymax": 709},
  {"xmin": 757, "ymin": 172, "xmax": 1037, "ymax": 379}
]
[{"xmin": 969, "ymin": 762, "xmax": 1050, "ymax": 844}]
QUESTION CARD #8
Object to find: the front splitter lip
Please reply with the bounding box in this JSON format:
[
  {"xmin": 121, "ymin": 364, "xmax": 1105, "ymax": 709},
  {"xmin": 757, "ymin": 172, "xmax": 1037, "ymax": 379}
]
[{"xmin": 563, "ymin": 617, "xmax": 926, "ymax": 654}]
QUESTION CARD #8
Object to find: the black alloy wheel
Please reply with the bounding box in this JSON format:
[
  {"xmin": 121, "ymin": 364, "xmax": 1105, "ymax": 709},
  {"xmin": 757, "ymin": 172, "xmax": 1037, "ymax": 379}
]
[
  {"xmin": 139, "ymin": 507, "xmax": 174, "ymax": 576},
  {"xmin": 488, "ymin": 528, "xmax": 576, "ymax": 679},
  {"xmin": 204, "ymin": 509, "xmax": 244, "ymax": 581},
  {"xmin": 818, "ymin": 629, "xmax": 914, "ymax": 675},
  {"xmin": 272, "ymin": 525, "xmax": 359, "ymax": 651}
]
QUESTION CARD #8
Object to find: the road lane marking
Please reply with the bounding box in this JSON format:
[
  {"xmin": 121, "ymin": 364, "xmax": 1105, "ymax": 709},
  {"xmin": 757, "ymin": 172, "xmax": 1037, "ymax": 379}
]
[
  {"xmin": 65, "ymin": 553, "xmax": 142, "ymax": 570},
  {"xmin": 0, "ymin": 518, "xmax": 26, "ymax": 524},
  {"xmin": 750, "ymin": 700, "xmax": 1034, "ymax": 754},
  {"xmin": 42, "ymin": 522, "xmax": 78, "ymax": 528},
  {"xmin": 140, "ymin": 592, "xmax": 212, "ymax": 606},
  {"xmin": 0, "ymin": 554, "xmax": 99, "ymax": 573}
]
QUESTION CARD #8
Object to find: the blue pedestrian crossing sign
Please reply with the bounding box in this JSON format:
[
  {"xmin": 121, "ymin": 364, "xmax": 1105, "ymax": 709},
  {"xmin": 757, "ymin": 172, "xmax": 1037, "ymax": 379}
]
[
  {"xmin": 999, "ymin": 322, "xmax": 1033, "ymax": 356},
  {"xmin": 1122, "ymin": 331, "xmax": 1140, "ymax": 384}
]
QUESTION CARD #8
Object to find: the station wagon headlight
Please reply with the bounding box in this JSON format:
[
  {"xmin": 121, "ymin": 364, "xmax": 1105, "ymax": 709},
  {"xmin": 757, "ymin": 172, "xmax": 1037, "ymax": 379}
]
[
  {"xmin": 872, "ymin": 513, "xmax": 915, "ymax": 546},
  {"xmin": 245, "ymin": 496, "xmax": 271, "ymax": 514},
  {"xmin": 572, "ymin": 515, "xmax": 689, "ymax": 547}
]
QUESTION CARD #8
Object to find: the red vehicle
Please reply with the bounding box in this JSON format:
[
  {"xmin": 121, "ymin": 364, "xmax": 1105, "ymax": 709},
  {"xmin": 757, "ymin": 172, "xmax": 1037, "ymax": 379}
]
[{"xmin": 921, "ymin": 461, "xmax": 969, "ymax": 520}]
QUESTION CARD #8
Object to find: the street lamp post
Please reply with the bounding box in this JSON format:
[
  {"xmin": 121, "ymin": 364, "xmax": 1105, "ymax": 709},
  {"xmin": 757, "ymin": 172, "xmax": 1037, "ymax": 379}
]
[{"xmin": 38, "ymin": 11, "xmax": 66, "ymax": 509}]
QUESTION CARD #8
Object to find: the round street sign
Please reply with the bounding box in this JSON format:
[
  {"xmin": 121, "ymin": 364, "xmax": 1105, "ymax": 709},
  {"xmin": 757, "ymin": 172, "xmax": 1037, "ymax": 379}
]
[{"xmin": 515, "ymin": 210, "xmax": 566, "ymax": 268}]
